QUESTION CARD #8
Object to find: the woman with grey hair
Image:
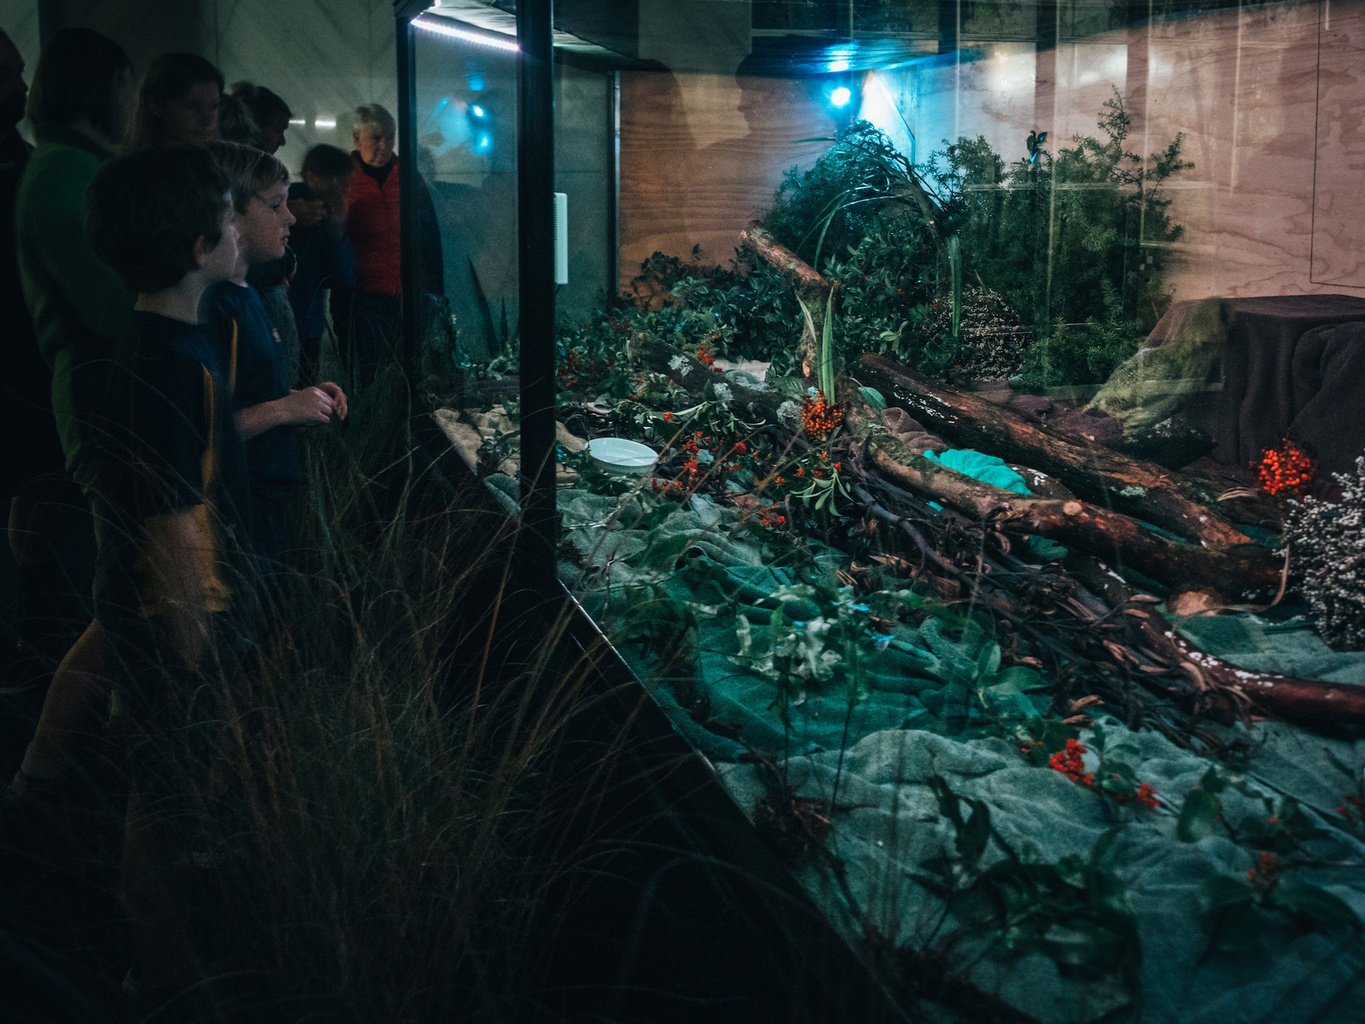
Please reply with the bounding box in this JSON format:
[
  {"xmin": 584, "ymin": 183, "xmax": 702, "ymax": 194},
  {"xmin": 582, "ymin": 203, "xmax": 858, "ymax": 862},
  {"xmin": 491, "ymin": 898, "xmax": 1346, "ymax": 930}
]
[{"xmin": 330, "ymin": 103, "xmax": 442, "ymax": 382}]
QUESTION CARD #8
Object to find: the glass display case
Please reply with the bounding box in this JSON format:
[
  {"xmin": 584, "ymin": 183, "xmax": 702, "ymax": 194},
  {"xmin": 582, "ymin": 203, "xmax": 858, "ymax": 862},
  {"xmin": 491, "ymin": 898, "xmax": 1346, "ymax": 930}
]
[{"xmin": 400, "ymin": 2, "xmax": 1365, "ymax": 1019}]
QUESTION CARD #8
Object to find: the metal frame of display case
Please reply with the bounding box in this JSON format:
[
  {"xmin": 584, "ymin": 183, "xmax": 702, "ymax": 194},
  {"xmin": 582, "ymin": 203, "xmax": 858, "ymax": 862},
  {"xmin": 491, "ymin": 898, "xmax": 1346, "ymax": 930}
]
[{"xmin": 391, "ymin": 2, "xmax": 918, "ymax": 1018}]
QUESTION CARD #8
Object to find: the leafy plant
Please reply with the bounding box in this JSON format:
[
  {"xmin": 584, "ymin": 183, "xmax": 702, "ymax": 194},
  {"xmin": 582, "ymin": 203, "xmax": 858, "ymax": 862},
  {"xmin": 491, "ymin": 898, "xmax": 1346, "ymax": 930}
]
[
  {"xmin": 942, "ymin": 89, "xmax": 1190, "ymax": 338},
  {"xmin": 762, "ymin": 121, "xmax": 953, "ymax": 274},
  {"xmin": 912, "ymin": 783, "xmax": 1142, "ymax": 990}
]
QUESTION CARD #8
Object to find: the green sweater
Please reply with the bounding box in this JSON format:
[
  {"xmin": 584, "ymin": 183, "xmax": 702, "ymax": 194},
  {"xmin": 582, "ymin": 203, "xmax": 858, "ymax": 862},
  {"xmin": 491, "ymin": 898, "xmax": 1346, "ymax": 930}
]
[{"xmin": 15, "ymin": 125, "xmax": 133, "ymax": 479}]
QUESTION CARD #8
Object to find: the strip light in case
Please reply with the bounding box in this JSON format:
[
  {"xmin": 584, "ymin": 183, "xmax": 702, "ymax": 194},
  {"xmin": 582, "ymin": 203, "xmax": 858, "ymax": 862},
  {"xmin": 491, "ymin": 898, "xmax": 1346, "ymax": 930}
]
[{"xmin": 554, "ymin": 192, "xmax": 568, "ymax": 285}]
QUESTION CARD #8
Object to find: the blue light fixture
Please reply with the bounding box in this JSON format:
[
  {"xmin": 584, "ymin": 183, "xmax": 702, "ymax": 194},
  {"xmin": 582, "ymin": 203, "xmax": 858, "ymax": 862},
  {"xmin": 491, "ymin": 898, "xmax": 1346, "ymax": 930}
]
[{"xmin": 830, "ymin": 86, "xmax": 852, "ymax": 108}]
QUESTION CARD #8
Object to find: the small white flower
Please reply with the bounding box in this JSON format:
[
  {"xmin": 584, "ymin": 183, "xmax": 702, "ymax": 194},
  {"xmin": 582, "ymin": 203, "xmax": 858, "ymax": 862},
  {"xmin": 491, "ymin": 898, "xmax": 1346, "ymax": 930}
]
[
  {"xmin": 777, "ymin": 400, "xmax": 800, "ymax": 425},
  {"xmin": 668, "ymin": 354, "xmax": 688, "ymax": 373},
  {"xmin": 712, "ymin": 382, "xmax": 732, "ymax": 404}
]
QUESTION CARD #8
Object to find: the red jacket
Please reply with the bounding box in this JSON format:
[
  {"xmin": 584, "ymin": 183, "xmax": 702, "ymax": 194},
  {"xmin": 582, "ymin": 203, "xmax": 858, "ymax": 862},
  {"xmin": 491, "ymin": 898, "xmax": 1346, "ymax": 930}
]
[
  {"xmin": 344, "ymin": 153, "xmax": 402, "ymax": 296},
  {"xmin": 343, "ymin": 152, "xmax": 444, "ymax": 297}
]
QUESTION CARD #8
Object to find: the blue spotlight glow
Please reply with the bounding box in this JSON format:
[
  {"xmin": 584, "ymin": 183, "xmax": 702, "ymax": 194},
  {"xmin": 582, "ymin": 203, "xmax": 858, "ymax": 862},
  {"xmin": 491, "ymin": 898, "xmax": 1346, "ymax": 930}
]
[
  {"xmin": 470, "ymin": 104, "xmax": 486, "ymax": 118},
  {"xmin": 830, "ymin": 86, "xmax": 853, "ymax": 108},
  {"xmin": 829, "ymin": 58, "xmax": 851, "ymax": 73}
]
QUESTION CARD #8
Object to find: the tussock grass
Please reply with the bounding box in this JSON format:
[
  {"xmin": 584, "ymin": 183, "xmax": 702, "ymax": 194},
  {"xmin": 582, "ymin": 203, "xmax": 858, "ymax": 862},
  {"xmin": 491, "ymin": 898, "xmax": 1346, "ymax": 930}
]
[{"xmin": 136, "ymin": 369, "xmax": 614, "ymax": 1022}]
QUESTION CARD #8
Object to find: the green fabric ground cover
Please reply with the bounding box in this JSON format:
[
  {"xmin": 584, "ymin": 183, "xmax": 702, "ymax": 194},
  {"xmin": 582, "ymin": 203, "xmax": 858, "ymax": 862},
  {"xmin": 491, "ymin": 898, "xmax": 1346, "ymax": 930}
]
[{"xmin": 557, "ymin": 481, "xmax": 1365, "ymax": 1024}]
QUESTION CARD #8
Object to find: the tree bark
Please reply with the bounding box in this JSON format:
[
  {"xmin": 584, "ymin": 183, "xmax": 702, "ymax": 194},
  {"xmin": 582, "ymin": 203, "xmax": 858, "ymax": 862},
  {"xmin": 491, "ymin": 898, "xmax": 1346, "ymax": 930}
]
[
  {"xmin": 867, "ymin": 433, "xmax": 1282, "ymax": 597},
  {"xmin": 1075, "ymin": 561, "xmax": 1365, "ymax": 730},
  {"xmin": 857, "ymin": 353, "xmax": 1257, "ymax": 551},
  {"xmin": 740, "ymin": 224, "xmax": 833, "ymax": 377},
  {"xmin": 739, "ymin": 224, "xmax": 833, "ymax": 300}
]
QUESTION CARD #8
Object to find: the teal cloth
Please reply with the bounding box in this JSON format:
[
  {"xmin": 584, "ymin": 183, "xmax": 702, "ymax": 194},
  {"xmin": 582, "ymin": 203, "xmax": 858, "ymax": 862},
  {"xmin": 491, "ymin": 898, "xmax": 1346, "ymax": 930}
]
[
  {"xmin": 557, "ymin": 482, "xmax": 1365, "ymax": 1023},
  {"xmin": 923, "ymin": 448, "xmax": 1031, "ymax": 494}
]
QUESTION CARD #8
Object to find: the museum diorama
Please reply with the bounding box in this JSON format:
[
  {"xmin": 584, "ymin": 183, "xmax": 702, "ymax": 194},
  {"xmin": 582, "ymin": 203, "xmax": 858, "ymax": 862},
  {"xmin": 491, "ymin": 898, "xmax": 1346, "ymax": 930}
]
[{"xmin": 403, "ymin": 1, "xmax": 1365, "ymax": 1019}]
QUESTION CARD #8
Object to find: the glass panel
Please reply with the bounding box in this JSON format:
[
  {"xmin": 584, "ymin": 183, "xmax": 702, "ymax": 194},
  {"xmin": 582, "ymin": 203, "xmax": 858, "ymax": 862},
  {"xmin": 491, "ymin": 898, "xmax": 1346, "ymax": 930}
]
[
  {"xmin": 417, "ymin": 2, "xmax": 1365, "ymax": 1017},
  {"xmin": 411, "ymin": 14, "xmax": 522, "ymax": 479}
]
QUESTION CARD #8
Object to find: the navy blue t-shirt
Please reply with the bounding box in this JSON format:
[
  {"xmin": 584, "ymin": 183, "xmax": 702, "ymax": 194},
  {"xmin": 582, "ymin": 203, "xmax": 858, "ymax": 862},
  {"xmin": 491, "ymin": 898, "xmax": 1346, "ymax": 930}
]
[
  {"xmin": 209, "ymin": 280, "xmax": 301, "ymax": 490},
  {"xmin": 95, "ymin": 310, "xmax": 253, "ymax": 628}
]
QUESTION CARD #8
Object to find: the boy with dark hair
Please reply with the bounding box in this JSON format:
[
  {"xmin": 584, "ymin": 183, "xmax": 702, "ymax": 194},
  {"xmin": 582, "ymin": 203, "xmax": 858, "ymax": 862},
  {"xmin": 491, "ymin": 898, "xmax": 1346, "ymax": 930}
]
[
  {"xmin": 287, "ymin": 142, "xmax": 357, "ymax": 386},
  {"xmin": 86, "ymin": 143, "xmax": 250, "ymax": 995}
]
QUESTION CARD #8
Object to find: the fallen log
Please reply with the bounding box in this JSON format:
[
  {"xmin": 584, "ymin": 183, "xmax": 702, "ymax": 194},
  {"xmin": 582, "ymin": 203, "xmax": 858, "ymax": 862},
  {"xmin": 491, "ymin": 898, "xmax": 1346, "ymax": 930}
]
[
  {"xmin": 849, "ymin": 471, "xmax": 1243, "ymax": 744},
  {"xmin": 739, "ymin": 224, "xmax": 833, "ymax": 301},
  {"xmin": 633, "ymin": 337, "xmax": 792, "ymax": 427},
  {"xmin": 1075, "ymin": 560, "xmax": 1365, "ymax": 731},
  {"xmin": 867, "ymin": 432, "xmax": 1281, "ymax": 597},
  {"xmin": 857, "ymin": 353, "xmax": 1257, "ymax": 551},
  {"xmin": 739, "ymin": 225, "xmax": 833, "ymax": 377}
]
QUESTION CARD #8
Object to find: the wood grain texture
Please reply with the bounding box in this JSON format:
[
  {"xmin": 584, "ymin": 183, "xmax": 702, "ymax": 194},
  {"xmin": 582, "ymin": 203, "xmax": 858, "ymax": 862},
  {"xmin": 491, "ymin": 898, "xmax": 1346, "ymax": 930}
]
[{"xmin": 619, "ymin": 69, "xmax": 837, "ymax": 284}]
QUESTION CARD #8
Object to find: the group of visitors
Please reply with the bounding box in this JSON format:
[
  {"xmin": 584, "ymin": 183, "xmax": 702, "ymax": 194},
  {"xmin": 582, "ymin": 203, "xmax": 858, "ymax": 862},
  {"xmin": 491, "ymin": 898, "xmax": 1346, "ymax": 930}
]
[{"xmin": 0, "ymin": 22, "xmax": 440, "ymax": 1006}]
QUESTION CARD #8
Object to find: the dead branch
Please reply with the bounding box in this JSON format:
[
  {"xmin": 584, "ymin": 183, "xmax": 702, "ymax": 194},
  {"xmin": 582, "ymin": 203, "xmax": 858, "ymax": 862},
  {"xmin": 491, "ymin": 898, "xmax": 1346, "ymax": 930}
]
[
  {"xmin": 1075, "ymin": 560, "xmax": 1365, "ymax": 731},
  {"xmin": 857, "ymin": 354, "xmax": 1257, "ymax": 551},
  {"xmin": 867, "ymin": 432, "xmax": 1281, "ymax": 598}
]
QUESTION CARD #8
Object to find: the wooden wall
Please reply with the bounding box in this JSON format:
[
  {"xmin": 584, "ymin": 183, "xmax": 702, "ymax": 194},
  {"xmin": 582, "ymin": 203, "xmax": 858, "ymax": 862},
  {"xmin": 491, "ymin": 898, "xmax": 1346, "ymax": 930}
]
[
  {"xmin": 618, "ymin": 0, "xmax": 1365, "ymax": 305},
  {"xmin": 619, "ymin": 70, "xmax": 839, "ymax": 283}
]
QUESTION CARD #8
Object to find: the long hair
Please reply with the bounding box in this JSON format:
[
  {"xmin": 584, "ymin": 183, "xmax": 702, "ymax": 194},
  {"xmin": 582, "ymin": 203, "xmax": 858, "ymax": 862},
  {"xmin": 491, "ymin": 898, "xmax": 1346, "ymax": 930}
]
[{"xmin": 125, "ymin": 52, "xmax": 224, "ymax": 151}]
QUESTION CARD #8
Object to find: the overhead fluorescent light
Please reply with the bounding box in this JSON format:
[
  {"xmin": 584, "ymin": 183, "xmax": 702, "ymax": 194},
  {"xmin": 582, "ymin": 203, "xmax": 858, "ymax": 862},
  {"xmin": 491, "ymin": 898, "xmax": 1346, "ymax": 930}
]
[{"xmin": 414, "ymin": 13, "xmax": 519, "ymax": 53}]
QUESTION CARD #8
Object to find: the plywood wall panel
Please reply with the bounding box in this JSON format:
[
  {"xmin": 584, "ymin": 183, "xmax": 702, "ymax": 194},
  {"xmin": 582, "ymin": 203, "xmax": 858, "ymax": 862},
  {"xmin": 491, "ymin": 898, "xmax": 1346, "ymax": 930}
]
[{"xmin": 619, "ymin": 69, "xmax": 837, "ymax": 283}]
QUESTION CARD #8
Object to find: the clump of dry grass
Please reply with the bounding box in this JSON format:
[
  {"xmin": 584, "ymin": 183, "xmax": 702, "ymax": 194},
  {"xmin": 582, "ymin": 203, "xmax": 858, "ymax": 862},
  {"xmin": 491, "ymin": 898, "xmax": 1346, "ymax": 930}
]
[{"xmin": 137, "ymin": 371, "xmax": 612, "ymax": 1022}]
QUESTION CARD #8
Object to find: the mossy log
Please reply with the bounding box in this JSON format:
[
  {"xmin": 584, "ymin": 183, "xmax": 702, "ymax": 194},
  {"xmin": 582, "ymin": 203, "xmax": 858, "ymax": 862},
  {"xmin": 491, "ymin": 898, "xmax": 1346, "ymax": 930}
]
[
  {"xmin": 633, "ymin": 336, "xmax": 792, "ymax": 426},
  {"xmin": 739, "ymin": 224, "xmax": 833, "ymax": 300},
  {"xmin": 867, "ymin": 433, "xmax": 1281, "ymax": 598},
  {"xmin": 857, "ymin": 353, "xmax": 1257, "ymax": 552}
]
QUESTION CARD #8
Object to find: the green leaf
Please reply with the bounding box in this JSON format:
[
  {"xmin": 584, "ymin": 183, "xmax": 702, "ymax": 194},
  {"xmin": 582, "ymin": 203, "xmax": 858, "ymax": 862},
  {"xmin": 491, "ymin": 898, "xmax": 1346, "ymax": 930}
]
[
  {"xmin": 973, "ymin": 642, "xmax": 1002, "ymax": 681},
  {"xmin": 1177, "ymin": 787, "xmax": 1222, "ymax": 843},
  {"xmin": 957, "ymin": 798, "xmax": 992, "ymax": 868},
  {"xmin": 1202, "ymin": 873, "xmax": 1254, "ymax": 911},
  {"xmin": 1275, "ymin": 877, "xmax": 1362, "ymax": 933},
  {"xmin": 819, "ymin": 289, "xmax": 837, "ymax": 405},
  {"xmin": 858, "ymin": 385, "xmax": 887, "ymax": 412}
]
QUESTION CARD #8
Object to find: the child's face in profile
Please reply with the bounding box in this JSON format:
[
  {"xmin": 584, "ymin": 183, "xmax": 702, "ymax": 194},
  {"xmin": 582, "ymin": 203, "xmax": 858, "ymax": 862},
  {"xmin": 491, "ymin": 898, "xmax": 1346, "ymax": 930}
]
[
  {"xmin": 201, "ymin": 198, "xmax": 240, "ymax": 282},
  {"xmin": 238, "ymin": 181, "xmax": 296, "ymax": 265}
]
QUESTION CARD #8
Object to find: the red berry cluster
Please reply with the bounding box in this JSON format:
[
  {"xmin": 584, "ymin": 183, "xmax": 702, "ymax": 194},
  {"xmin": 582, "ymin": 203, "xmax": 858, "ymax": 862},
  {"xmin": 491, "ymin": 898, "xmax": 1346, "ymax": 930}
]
[
  {"xmin": 1048, "ymin": 738, "xmax": 1094, "ymax": 786},
  {"xmin": 652, "ymin": 431, "xmax": 747, "ymax": 498},
  {"xmin": 558, "ymin": 349, "xmax": 610, "ymax": 389},
  {"xmin": 754, "ymin": 502, "xmax": 788, "ymax": 530},
  {"xmin": 1247, "ymin": 850, "xmax": 1279, "ymax": 894},
  {"xmin": 1134, "ymin": 782, "xmax": 1159, "ymax": 811},
  {"xmin": 801, "ymin": 393, "xmax": 843, "ymax": 441},
  {"xmin": 696, "ymin": 341, "xmax": 721, "ymax": 372},
  {"xmin": 1256, "ymin": 439, "xmax": 1315, "ymax": 497}
]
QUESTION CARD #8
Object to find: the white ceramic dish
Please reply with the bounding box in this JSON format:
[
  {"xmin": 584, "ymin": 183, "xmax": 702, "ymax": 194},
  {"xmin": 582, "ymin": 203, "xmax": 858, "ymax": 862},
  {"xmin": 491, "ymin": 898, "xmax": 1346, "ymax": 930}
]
[{"xmin": 585, "ymin": 437, "xmax": 659, "ymax": 476}]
